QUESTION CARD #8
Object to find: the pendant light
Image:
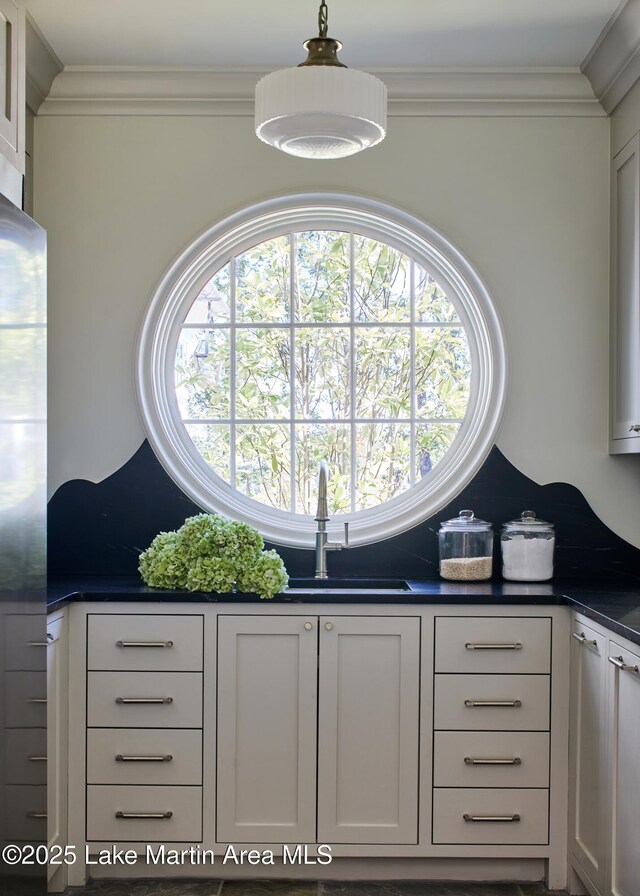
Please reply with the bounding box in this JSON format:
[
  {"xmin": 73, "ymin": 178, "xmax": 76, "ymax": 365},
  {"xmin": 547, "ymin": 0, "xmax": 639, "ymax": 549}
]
[{"xmin": 255, "ymin": 1, "xmax": 387, "ymax": 160}]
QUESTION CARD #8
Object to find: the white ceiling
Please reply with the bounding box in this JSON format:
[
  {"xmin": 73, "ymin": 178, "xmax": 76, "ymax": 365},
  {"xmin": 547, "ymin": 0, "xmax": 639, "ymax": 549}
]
[{"xmin": 25, "ymin": 0, "xmax": 623, "ymax": 71}]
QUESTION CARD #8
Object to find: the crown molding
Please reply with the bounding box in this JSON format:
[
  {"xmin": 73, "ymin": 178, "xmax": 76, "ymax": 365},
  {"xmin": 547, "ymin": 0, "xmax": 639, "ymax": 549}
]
[
  {"xmin": 582, "ymin": 0, "xmax": 640, "ymax": 114},
  {"xmin": 36, "ymin": 66, "xmax": 604, "ymax": 118},
  {"xmin": 25, "ymin": 14, "xmax": 63, "ymax": 114}
]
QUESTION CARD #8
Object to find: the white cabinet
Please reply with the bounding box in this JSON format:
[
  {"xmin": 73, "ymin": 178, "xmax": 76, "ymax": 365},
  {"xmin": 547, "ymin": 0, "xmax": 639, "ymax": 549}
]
[
  {"xmin": 47, "ymin": 611, "xmax": 68, "ymax": 893},
  {"xmin": 216, "ymin": 614, "xmax": 420, "ymax": 845},
  {"xmin": 62, "ymin": 601, "xmax": 567, "ymax": 888},
  {"xmin": 569, "ymin": 620, "xmax": 607, "ymax": 896},
  {"xmin": 611, "ymin": 133, "xmax": 640, "ymax": 453},
  {"xmin": 607, "ymin": 638, "xmax": 640, "ymax": 896},
  {"xmin": 433, "ymin": 616, "xmax": 552, "ymax": 848},
  {"xmin": 317, "ymin": 615, "xmax": 420, "ymax": 844},
  {"xmin": 0, "ymin": 0, "xmax": 25, "ymax": 202},
  {"xmin": 84, "ymin": 612, "xmax": 205, "ymax": 849},
  {"xmin": 216, "ymin": 615, "xmax": 318, "ymax": 843},
  {"xmin": 568, "ymin": 614, "xmax": 640, "ymax": 896}
]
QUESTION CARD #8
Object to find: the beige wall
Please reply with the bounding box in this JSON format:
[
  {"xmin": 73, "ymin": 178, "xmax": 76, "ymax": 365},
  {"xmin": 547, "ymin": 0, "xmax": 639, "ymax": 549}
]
[{"xmin": 34, "ymin": 111, "xmax": 640, "ymax": 548}]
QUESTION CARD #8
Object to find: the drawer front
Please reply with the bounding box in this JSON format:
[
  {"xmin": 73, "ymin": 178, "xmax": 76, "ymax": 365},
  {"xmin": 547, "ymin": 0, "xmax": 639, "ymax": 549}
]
[
  {"xmin": 87, "ymin": 672, "xmax": 202, "ymax": 728},
  {"xmin": 87, "ymin": 729, "xmax": 202, "ymax": 785},
  {"xmin": 3, "ymin": 614, "xmax": 48, "ymax": 670},
  {"xmin": 435, "ymin": 616, "xmax": 551, "ymax": 674},
  {"xmin": 4, "ymin": 785, "xmax": 47, "ymax": 840},
  {"xmin": 4, "ymin": 729, "xmax": 48, "ymax": 784},
  {"xmin": 434, "ymin": 674, "xmax": 550, "ymax": 730},
  {"xmin": 88, "ymin": 614, "xmax": 203, "ymax": 671},
  {"xmin": 433, "ymin": 788, "xmax": 549, "ymax": 844},
  {"xmin": 433, "ymin": 731, "xmax": 550, "ymax": 788},
  {"xmin": 86, "ymin": 785, "xmax": 202, "ymax": 842},
  {"xmin": 4, "ymin": 670, "xmax": 47, "ymax": 727}
]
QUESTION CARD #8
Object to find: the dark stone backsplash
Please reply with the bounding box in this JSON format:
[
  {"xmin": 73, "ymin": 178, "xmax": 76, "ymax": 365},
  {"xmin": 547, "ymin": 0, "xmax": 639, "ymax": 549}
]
[{"xmin": 48, "ymin": 441, "xmax": 640, "ymax": 582}]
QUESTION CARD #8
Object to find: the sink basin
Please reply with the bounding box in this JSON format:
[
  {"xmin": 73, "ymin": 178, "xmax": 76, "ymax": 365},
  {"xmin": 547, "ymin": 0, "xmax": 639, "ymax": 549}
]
[{"xmin": 287, "ymin": 577, "xmax": 411, "ymax": 592}]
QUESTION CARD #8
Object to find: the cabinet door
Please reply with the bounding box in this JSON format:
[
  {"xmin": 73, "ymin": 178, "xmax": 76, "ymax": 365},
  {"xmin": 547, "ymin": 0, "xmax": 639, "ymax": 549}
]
[
  {"xmin": 611, "ymin": 133, "xmax": 640, "ymax": 451},
  {"xmin": 0, "ymin": 0, "xmax": 20, "ymax": 162},
  {"xmin": 607, "ymin": 638, "xmax": 640, "ymax": 896},
  {"xmin": 47, "ymin": 612, "xmax": 68, "ymax": 891},
  {"xmin": 569, "ymin": 620, "xmax": 607, "ymax": 893},
  {"xmin": 317, "ymin": 616, "xmax": 420, "ymax": 844},
  {"xmin": 216, "ymin": 615, "xmax": 318, "ymax": 843}
]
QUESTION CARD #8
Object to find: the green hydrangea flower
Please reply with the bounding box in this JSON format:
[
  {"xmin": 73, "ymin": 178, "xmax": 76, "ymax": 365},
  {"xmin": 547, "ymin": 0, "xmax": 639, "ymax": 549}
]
[
  {"xmin": 237, "ymin": 549, "xmax": 290, "ymax": 600},
  {"xmin": 138, "ymin": 513, "xmax": 287, "ymax": 600}
]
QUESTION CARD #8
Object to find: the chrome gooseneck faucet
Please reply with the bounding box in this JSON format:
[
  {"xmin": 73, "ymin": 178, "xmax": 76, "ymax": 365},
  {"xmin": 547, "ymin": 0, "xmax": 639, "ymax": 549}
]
[{"xmin": 315, "ymin": 460, "xmax": 349, "ymax": 579}]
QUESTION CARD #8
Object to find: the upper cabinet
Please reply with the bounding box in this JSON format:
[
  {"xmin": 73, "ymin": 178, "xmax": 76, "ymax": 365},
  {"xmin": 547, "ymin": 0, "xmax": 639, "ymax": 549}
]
[
  {"xmin": 0, "ymin": 0, "xmax": 25, "ymax": 203},
  {"xmin": 611, "ymin": 133, "xmax": 640, "ymax": 453}
]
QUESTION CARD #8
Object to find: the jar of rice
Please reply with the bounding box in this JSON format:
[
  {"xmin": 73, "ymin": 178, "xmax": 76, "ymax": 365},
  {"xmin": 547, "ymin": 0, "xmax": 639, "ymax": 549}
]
[{"xmin": 438, "ymin": 510, "xmax": 494, "ymax": 581}]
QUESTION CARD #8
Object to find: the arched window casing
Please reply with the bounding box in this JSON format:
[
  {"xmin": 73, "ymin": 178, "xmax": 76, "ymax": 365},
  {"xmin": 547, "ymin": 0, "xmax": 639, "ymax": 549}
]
[{"xmin": 136, "ymin": 194, "xmax": 507, "ymax": 548}]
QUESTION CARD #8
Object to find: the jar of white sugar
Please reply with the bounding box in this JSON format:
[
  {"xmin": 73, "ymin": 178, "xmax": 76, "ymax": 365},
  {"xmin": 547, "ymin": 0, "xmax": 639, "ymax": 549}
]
[
  {"xmin": 501, "ymin": 510, "xmax": 555, "ymax": 581},
  {"xmin": 438, "ymin": 510, "xmax": 494, "ymax": 581}
]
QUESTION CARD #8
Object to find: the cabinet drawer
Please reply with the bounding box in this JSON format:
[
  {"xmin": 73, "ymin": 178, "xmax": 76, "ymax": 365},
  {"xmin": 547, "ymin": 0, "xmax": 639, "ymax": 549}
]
[
  {"xmin": 87, "ymin": 729, "xmax": 202, "ymax": 785},
  {"xmin": 3, "ymin": 785, "xmax": 47, "ymax": 840},
  {"xmin": 87, "ymin": 672, "xmax": 202, "ymax": 728},
  {"xmin": 433, "ymin": 788, "xmax": 549, "ymax": 844},
  {"xmin": 4, "ymin": 670, "xmax": 47, "ymax": 726},
  {"xmin": 3, "ymin": 614, "xmax": 48, "ymax": 670},
  {"xmin": 86, "ymin": 785, "xmax": 202, "ymax": 842},
  {"xmin": 435, "ymin": 617, "xmax": 551, "ymax": 673},
  {"xmin": 433, "ymin": 731, "xmax": 549, "ymax": 788},
  {"xmin": 87, "ymin": 614, "xmax": 203, "ymax": 671},
  {"xmin": 4, "ymin": 729, "xmax": 47, "ymax": 784},
  {"xmin": 434, "ymin": 674, "xmax": 550, "ymax": 730}
]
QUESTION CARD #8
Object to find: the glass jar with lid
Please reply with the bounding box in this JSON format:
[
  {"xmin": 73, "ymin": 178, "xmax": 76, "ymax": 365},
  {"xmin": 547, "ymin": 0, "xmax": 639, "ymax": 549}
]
[
  {"xmin": 438, "ymin": 509, "xmax": 494, "ymax": 581},
  {"xmin": 501, "ymin": 510, "xmax": 555, "ymax": 581}
]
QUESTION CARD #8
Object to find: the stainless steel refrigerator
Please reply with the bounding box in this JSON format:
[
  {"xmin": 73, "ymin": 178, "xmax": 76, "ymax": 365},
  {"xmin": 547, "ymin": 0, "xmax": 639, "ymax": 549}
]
[{"xmin": 0, "ymin": 193, "xmax": 47, "ymax": 894}]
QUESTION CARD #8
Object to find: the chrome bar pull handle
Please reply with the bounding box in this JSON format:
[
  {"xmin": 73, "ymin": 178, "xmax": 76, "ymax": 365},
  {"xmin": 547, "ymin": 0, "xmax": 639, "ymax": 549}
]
[
  {"xmin": 28, "ymin": 755, "xmax": 47, "ymax": 762},
  {"xmin": 465, "ymin": 642, "xmax": 522, "ymax": 650},
  {"xmin": 28, "ymin": 635, "xmax": 54, "ymax": 646},
  {"xmin": 464, "ymin": 756, "xmax": 521, "ymax": 765},
  {"xmin": 27, "ymin": 697, "xmax": 47, "ymax": 704},
  {"xmin": 572, "ymin": 632, "xmax": 598, "ymax": 648},
  {"xmin": 26, "ymin": 812, "xmax": 47, "ymax": 819},
  {"xmin": 115, "ymin": 811, "xmax": 173, "ymax": 820},
  {"xmin": 464, "ymin": 699, "xmax": 522, "ymax": 708},
  {"xmin": 608, "ymin": 655, "xmax": 640, "ymax": 673},
  {"xmin": 463, "ymin": 813, "xmax": 520, "ymax": 823},
  {"xmin": 115, "ymin": 696, "xmax": 174, "ymax": 704},
  {"xmin": 116, "ymin": 640, "xmax": 174, "ymax": 648},
  {"xmin": 116, "ymin": 754, "xmax": 173, "ymax": 762}
]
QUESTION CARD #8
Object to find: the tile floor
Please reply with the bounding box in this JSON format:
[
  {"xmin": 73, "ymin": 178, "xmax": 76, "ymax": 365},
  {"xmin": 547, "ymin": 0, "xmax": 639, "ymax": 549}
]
[{"xmin": 57, "ymin": 878, "xmax": 569, "ymax": 896}]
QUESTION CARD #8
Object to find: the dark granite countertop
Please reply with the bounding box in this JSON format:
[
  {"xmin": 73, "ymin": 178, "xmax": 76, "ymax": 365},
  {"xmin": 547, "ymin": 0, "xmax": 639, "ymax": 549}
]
[{"xmin": 47, "ymin": 576, "xmax": 640, "ymax": 648}]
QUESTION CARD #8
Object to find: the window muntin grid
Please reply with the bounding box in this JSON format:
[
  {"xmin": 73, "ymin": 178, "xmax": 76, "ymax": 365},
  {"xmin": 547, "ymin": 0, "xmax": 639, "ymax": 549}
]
[{"xmin": 175, "ymin": 230, "xmax": 471, "ymax": 516}]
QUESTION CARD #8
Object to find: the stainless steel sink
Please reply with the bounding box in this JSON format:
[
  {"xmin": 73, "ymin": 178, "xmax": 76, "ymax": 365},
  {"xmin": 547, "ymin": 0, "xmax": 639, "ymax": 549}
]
[{"xmin": 287, "ymin": 577, "xmax": 411, "ymax": 592}]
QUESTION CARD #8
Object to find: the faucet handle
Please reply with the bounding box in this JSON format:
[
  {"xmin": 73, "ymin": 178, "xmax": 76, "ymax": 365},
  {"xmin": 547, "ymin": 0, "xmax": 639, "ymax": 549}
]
[{"xmin": 344, "ymin": 522, "xmax": 349, "ymax": 548}]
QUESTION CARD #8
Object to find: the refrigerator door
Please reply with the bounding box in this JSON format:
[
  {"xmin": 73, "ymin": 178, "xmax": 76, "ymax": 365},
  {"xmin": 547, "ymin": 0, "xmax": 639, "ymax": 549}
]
[{"xmin": 0, "ymin": 194, "xmax": 47, "ymax": 893}]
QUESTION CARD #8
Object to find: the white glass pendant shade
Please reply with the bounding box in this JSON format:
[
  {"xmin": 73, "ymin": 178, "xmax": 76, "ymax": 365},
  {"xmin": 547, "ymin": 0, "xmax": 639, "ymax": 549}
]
[{"xmin": 255, "ymin": 66, "xmax": 387, "ymax": 159}]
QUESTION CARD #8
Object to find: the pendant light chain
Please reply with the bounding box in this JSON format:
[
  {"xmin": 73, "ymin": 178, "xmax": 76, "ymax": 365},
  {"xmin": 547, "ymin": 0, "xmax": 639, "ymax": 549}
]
[{"xmin": 319, "ymin": 2, "xmax": 328, "ymax": 38}]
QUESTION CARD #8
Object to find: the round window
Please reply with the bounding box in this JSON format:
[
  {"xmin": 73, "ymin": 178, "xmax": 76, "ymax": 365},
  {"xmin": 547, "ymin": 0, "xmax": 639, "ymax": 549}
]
[{"xmin": 136, "ymin": 194, "xmax": 507, "ymax": 548}]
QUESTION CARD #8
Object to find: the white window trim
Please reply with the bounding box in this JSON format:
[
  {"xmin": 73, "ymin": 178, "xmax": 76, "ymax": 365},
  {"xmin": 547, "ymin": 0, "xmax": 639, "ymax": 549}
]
[{"xmin": 136, "ymin": 193, "xmax": 508, "ymax": 549}]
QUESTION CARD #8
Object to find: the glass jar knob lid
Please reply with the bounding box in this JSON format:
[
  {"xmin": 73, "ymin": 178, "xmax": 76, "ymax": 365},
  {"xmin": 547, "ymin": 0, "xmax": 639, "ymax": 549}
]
[
  {"xmin": 440, "ymin": 509, "xmax": 492, "ymax": 530},
  {"xmin": 503, "ymin": 510, "xmax": 553, "ymax": 530}
]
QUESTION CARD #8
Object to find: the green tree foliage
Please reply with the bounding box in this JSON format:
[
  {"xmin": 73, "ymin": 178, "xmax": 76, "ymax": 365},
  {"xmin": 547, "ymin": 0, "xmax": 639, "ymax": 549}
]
[{"xmin": 174, "ymin": 231, "xmax": 471, "ymax": 515}]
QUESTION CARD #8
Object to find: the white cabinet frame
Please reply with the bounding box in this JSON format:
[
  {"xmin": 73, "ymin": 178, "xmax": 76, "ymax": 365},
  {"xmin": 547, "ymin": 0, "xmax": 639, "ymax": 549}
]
[
  {"xmin": 63, "ymin": 601, "xmax": 568, "ymax": 889},
  {"xmin": 568, "ymin": 613, "xmax": 640, "ymax": 896},
  {"xmin": 611, "ymin": 133, "xmax": 640, "ymax": 452}
]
